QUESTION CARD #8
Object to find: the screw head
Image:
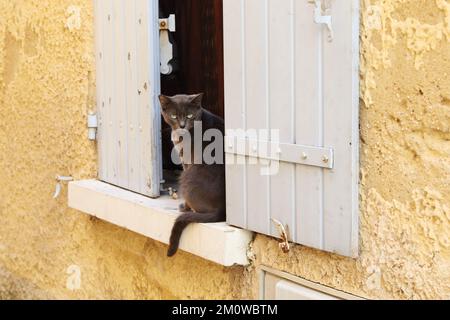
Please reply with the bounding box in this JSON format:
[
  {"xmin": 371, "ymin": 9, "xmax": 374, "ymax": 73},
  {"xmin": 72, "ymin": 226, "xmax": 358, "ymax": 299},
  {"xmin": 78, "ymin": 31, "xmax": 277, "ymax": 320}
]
[
  {"xmin": 322, "ymin": 156, "xmax": 329, "ymax": 163},
  {"xmin": 301, "ymin": 152, "xmax": 308, "ymax": 160}
]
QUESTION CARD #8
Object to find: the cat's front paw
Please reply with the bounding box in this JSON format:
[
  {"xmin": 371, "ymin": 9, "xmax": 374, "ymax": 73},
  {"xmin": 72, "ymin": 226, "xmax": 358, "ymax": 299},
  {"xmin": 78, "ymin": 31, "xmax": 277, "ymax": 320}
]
[{"xmin": 179, "ymin": 203, "xmax": 192, "ymax": 212}]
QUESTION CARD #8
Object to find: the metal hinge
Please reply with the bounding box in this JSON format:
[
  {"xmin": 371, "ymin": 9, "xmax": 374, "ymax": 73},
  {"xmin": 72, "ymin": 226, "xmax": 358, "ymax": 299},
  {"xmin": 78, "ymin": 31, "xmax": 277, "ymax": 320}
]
[
  {"xmin": 309, "ymin": 0, "xmax": 333, "ymax": 42},
  {"xmin": 87, "ymin": 112, "xmax": 98, "ymax": 141},
  {"xmin": 159, "ymin": 14, "xmax": 176, "ymax": 75}
]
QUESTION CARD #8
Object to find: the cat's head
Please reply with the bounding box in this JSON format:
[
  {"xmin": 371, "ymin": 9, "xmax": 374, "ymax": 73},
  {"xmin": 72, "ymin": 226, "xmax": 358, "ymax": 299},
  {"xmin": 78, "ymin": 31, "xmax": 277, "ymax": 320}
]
[{"xmin": 159, "ymin": 94, "xmax": 204, "ymax": 131}]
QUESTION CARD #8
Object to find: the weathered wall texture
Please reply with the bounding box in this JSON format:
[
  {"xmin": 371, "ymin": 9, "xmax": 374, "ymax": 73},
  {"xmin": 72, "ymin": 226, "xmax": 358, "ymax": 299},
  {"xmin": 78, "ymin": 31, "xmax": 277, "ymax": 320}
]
[{"xmin": 0, "ymin": 0, "xmax": 448, "ymax": 300}]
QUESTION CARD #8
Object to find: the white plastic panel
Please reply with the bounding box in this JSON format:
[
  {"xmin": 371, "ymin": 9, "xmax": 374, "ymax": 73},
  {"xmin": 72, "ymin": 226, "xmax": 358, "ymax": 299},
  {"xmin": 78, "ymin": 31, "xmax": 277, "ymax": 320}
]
[
  {"xmin": 224, "ymin": 0, "xmax": 359, "ymax": 257},
  {"xmin": 275, "ymin": 280, "xmax": 338, "ymax": 300},
  {"xmin": 261, "ymin": 267, "xmax": 362, "ymax": 300},
  {"xmin": 94, "ymin": 0, "xmax": 162, "ymax": 197}
]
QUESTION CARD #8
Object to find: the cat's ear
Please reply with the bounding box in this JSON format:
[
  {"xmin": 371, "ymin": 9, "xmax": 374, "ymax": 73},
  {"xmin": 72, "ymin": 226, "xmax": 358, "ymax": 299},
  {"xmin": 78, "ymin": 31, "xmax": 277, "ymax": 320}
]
[
  {"xmin": 189, "ymin": 93, "xmax": 204, "ymax": 108},
  {"xmin": 158, "ymin": 95, "xmax": 171, "ymax": 111}
]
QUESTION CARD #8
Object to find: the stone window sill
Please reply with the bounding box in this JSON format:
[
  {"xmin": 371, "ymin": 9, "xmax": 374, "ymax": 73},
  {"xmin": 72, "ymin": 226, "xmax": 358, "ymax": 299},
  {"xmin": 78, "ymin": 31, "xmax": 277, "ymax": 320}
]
[{"xmin": 68, "ymin": 180, "xmax": 253, "ymax": 267}]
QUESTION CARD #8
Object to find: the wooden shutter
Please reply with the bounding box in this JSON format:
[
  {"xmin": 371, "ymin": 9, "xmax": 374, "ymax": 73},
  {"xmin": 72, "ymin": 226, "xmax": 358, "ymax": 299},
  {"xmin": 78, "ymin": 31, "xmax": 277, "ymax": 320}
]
[
  {"xmin": 94, "ymin": 0, "xmax": 162, "ymax": 198},
  {"xmin": 224, "ymin": 0, "xmax": 359, "ymax": 257}
]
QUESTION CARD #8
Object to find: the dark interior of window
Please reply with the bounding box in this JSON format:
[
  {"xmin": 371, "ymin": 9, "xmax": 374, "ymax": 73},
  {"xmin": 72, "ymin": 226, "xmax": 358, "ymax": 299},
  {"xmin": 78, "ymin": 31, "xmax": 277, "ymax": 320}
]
[{"xmin": 159, "ymin": 0, "xmax": 224, "ymax": 191}]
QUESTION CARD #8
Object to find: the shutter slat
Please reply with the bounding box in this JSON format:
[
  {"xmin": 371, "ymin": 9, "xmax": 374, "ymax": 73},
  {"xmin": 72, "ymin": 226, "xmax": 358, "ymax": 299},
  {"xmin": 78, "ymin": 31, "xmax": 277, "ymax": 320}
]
[
  {"xmin": 94, "ymin": 0, "xmax": 106, "ymax": 180},
  {"xmin": 267, "ymin": 0, "xmax": 296, "ymax": 240},
  {"xmin": 224, "ymin": 0, "xmax": 247, "ymax": 228},
  {"xmin": 136, "ymin": 0, "xmax": 154, "ymax": 196},
  {"xmin": 112, "ymin": 0, "xmax": 129, "ymax": 189},
  {"xmin": 244, "ymin": 0, "xmax": 271, "ymax": 235},
  {"xmin": 322, "ymin": 2, "xmax": 360, "ymax": 256},
  {"xmin": 295, "ymin": 0, "xmax": 325, "ymax": 250},
  {"xmin": 125, "ymin": 0, "xmax": 140, "ymax": 192},
  {"xmin": 104, "ymin": 0, "xmax": 117, "ymax": 185}
]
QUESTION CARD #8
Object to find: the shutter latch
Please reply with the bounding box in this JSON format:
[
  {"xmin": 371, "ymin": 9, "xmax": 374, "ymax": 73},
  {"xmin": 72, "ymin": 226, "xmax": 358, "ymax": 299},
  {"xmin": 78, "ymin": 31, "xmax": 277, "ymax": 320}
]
[
  {"xmin": 87, "ymin": 112, "xmax": 98, "ymax": 141},
  {"xmin": 159, "ymin": 14, "xmax": 176, "ymax": 75},
  {"xmin": 310, "ymin": 0, "xmax": 333, "ymax": 42},
  {"xmin": 271, "ymin": 219, "xmax": 291, "ymax": 254},
  {"xmin": 53, "ymin": 175, "xmax": 74, "ymax": 199}
]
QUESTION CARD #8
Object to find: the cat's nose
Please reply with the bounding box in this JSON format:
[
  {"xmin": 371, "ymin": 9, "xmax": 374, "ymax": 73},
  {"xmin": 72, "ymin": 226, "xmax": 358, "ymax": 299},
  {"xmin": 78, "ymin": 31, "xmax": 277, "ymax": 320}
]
[{"xmin": 179, "ymin": 121, "xmax": 186, "ymax": 128}]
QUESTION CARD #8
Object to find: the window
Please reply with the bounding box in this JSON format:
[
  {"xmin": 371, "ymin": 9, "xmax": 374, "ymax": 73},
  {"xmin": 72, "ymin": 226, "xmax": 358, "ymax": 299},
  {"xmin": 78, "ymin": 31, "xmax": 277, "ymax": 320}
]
[
  {"xmin": 94, "ymin": 0, "xmax": 225, "ymax": 198},
  {"xmin": 75, "ymin": 0, "xmax": 250, "ymax": 267},
  {"xmin": 83, "ymin": 0, "xmax": 360, "ymax": 261}
]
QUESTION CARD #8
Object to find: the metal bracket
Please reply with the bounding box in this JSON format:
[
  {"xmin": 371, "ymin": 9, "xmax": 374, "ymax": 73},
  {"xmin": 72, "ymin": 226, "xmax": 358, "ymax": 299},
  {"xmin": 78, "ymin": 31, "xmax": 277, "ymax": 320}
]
[
  {"xmin": 310, "ymin": 0, "xmax": 333, "ymax": 42},
  {"xmin": 225, "ymin": 136, "xmax": 334, "ymax": 169},
  {"xmin": 159, "ymin": 14, "xmax": 176, "ymax": 75},
  {"xmin": 53, "ymin": 175, "xmax": 74, "ymax": 199},
  {"xmin": 87, "ymin": 112, "xmax": 98, "ymax": 141}
]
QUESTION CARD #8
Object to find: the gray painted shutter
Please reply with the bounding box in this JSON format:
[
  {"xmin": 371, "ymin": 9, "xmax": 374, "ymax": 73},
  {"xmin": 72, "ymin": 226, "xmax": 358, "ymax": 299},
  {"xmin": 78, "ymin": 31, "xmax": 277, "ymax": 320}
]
[
  {"xmin": 94, "ymin": 0, "xmax": 162, "ymax": 198},
  {"xmin": 224, "ymin": 0, "xmax": 360, "ymax": 257}
]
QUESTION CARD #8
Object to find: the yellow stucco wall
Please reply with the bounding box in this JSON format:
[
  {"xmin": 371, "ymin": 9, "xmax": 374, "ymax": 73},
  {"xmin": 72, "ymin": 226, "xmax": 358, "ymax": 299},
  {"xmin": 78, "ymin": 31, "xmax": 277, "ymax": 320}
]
[{"xmin": 0, "ymin": 0, "xmax": 449, "ymax": 300}]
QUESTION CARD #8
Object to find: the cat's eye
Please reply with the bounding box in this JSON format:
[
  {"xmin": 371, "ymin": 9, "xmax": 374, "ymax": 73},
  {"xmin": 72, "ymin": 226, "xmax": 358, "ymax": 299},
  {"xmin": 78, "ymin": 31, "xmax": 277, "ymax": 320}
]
[
  {"xmin": 170, "ymin": 114, "xmax": 177, "ymax": 120},
  {"xmin": 187, "ymin": 114, "xmax": 194, "ymax": 119}
]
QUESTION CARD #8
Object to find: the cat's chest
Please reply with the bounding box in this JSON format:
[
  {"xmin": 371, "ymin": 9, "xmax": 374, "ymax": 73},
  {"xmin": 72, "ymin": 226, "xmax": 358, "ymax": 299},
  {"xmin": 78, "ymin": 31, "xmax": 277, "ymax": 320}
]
[
  {"xmin": 171, "ymin": 129, "xmax": 188, "ymax": 157},
  {"xmin": 174, "ymin": 141, "xmax": 183, "ymax": 154}
]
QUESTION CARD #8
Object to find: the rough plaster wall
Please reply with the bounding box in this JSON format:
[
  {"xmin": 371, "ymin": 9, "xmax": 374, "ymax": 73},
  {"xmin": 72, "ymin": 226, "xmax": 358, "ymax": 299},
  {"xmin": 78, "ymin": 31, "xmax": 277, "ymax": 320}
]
[{"xmin": 0, "ymin": 0, "xmax": 449, "ymax": 300}]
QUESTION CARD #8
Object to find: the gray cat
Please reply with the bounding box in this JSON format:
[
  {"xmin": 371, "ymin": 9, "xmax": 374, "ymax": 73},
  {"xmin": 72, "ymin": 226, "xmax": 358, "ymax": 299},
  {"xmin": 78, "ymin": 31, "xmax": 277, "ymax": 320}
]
[{"xmin": 159, "ymin": 94, "xmax": 226, "ymax": 257}]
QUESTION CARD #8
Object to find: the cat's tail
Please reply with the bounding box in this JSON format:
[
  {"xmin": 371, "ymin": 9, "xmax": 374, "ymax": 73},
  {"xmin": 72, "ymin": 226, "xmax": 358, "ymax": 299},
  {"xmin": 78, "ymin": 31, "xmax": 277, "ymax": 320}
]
[{"xmin": 167, "ymin": 210, "xmax": 224, "ymax": 257}]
